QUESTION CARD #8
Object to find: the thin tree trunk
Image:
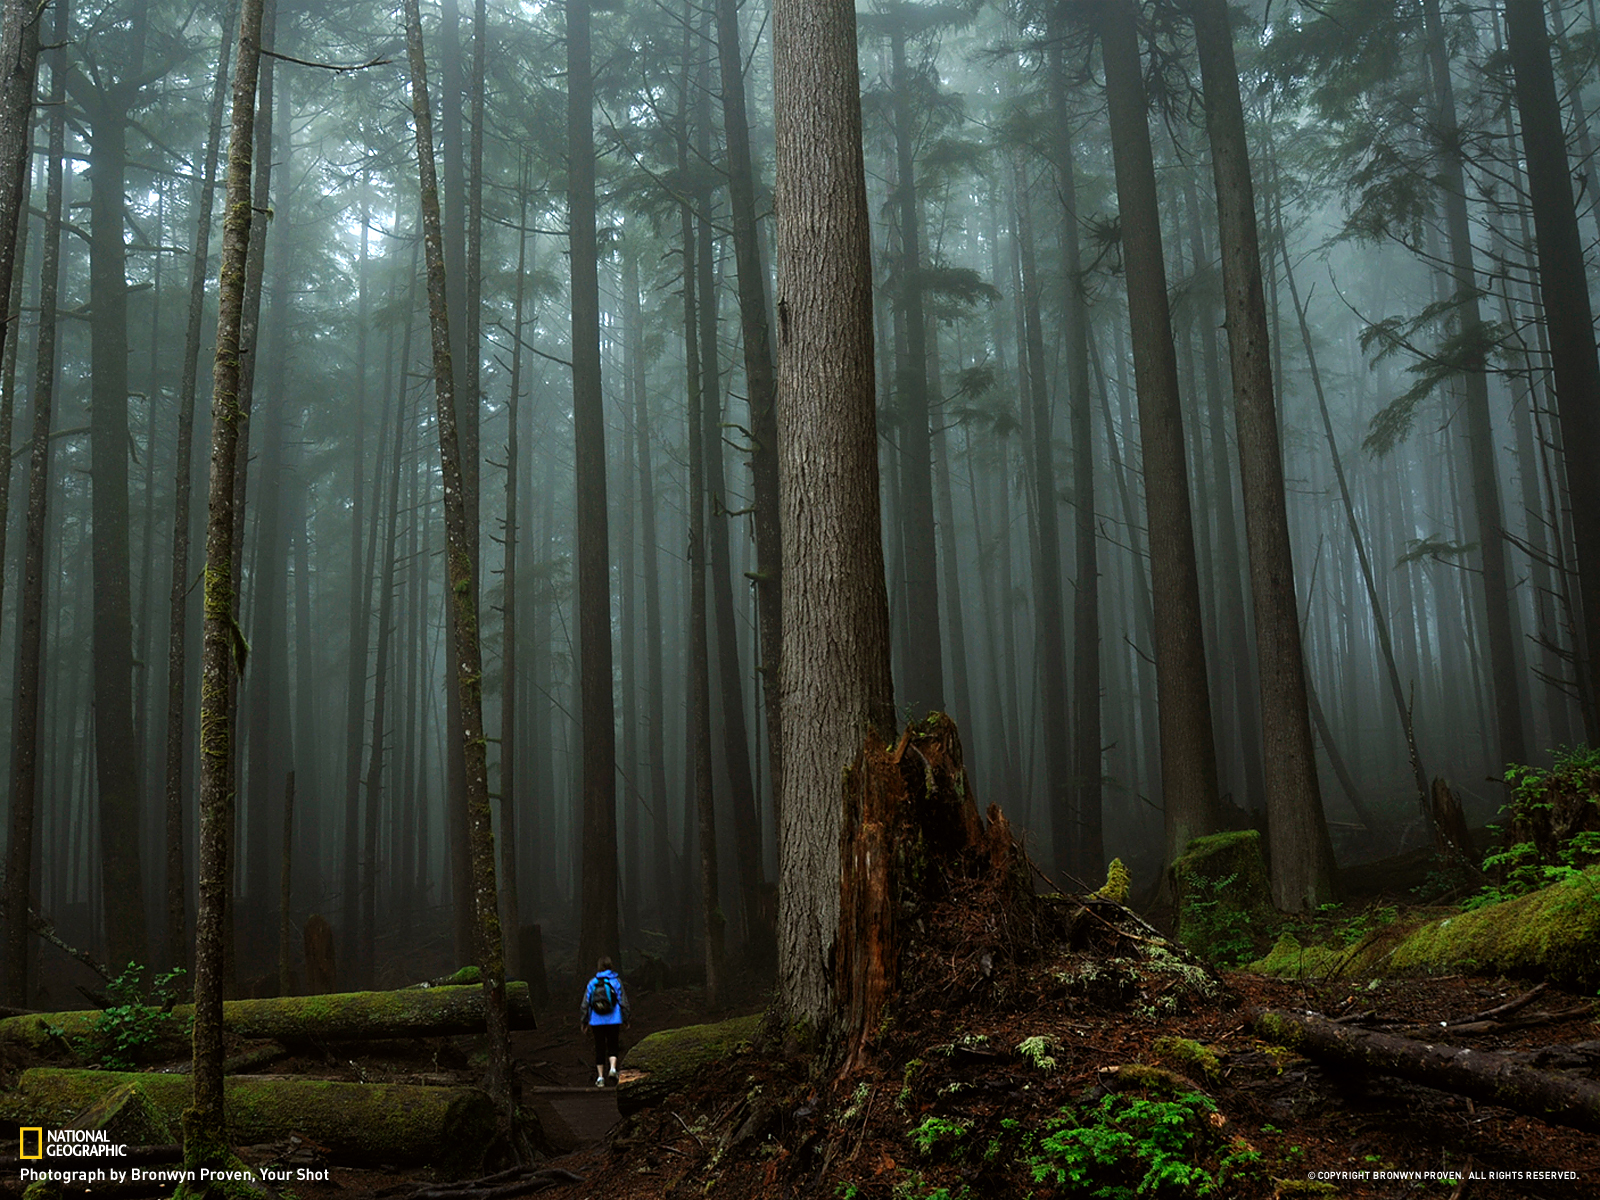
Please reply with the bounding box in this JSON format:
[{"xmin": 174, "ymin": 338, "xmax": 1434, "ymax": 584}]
[
  {"xmin": 500, "ymin": 171, "xmax": 529, "ymax": 979},
  {"xmin": 343, "ymin": 189, "xmax": 372, "ymax": 978},
  {"xmin": 162, "ymin": 10, "xmax": 231, "ymax": 976},
  {"xmin": 184, "ymin": 0, "xmax": 267, "ymax": 1163},
  {"xmin": 278, "ymin": 772, "xmax": 294, "ymax": 996},
  {"xmin": 402, "ymin": 0, "xmax": 519, "ymax": 1140}
]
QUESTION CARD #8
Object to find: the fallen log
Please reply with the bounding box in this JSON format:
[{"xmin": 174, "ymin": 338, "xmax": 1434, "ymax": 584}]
[
  {"xmin": 0, "ymin": 1068, "xmax": 496, "ymax": 1176},
  {"xmin": 616, "ymin": 1014, "xmax": 761, "ymax": 1117},
  {"xmin": 0, "ymin": 982, "xmax": 536, "ymax": 1058},
  {"xmin": 1251, "ymin": 1008, "xmax": 1600, "ymax": 1133}
]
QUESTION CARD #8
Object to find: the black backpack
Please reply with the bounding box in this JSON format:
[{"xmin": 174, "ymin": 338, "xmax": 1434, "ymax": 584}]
[{"xmin": 589, "ymin": 975, "xmax": 618, "ymax": 1016}]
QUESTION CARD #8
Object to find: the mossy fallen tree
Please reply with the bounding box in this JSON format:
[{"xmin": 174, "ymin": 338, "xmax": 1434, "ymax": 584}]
[
  {"xmin": 0, "ymin": 1069, "xmax": 495, "ymax": 1175},
  {"xmin": 1252, "ymin": 1008, "xmax": 1600, "ymax": 1133},
  {"xmin": 616, "ymin": 1014, "xmax": 761, "ymax": 1117},
  {"xmin": 0, "ymin": 982, "xmax": 535, "ymax": 1058},
  {"xmin": 1250, "ymin": 868, "xmax": 1600, "ymax": 990}
]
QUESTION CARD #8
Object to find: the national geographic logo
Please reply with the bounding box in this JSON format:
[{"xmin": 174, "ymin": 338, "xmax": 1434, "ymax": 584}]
[{"xmin": 13, "ymin": 1128, "xmax": 127, "ymax": 1158}]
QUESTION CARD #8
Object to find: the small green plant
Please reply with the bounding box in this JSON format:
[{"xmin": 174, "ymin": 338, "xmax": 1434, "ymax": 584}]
[
  {"xmin": 908, "ymin": 1115, "xmax": 969, "ymax": 1158},
  {"xmin": 1468, "ymin": 746, "xmax": 1600, "ymax": 910},
  {"xmin": 835, "ymin": 1184, "xmax": 861, "ymax": 1200},
  {"xmin": 1024, "ymin": 1089, "xmax": 1258, "ymax": 1198},
  {"xmin": 1016, "ymin": 1034, "xmax": 1059, "ymax": 1072},
  {"xmin": 1179, "ymin": 873, "xmax": 1257, "ymax": 966},
  {"xmin": 90, "ymin": 963, "xmax": 189, "ymax": 1070}
]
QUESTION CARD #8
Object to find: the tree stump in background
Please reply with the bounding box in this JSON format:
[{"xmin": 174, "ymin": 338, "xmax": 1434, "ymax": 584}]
[
  {"xmin": 834, "ymin": 714, "xmax": 1024, "ymax": 1075},
  {"xmin": 302, "ymin": 914, "xmax": 335, "ymax": 995},
  {"xmin": 1429, "ymin": 777, "xmax": 1475, "ymax": 867}
]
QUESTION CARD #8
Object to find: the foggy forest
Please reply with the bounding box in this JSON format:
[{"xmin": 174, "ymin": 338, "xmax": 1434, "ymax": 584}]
[{"xmin": 1, "ymin": 0, "xmax": 1600, "ymax": 1188}]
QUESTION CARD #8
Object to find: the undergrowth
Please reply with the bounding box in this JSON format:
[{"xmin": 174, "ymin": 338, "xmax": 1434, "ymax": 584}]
[
  {"xmin": 88, "ymin": 963, "xmax": 189, "ymax": 1070},
  {"xmin": 1468, "ymin": 745, "xmax": 1600, "ymax": 910}
]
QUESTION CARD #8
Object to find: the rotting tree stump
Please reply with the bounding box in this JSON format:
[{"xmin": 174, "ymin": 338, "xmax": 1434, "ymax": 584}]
[{"xmin": 834, "ymin": 713, "xmax": 1028, "ymax": 1074}]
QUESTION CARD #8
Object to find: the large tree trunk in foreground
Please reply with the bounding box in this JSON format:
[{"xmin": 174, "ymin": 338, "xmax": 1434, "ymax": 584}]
[
  {"xmin": 1191, "ymin": 0, "xmax": 1336, "ymax": 910},
  {"xmin": 185, "ymin": 0, "xmax": 267, "ymax": 1175},
  {"xmin": 1100, "ymin": 0, "xmax": 1222, "ymax": 868},
  {"xmin": 773, "ymin": 0, "xmax": 896, "ymax": 1033},
  {"xmin": 404, "ymin": 2, "xmax": 524, "ymax": 1156},
  {"xmin": 1252, "ymin": 1008, "xmax": 1600, "ymax": 1133}
]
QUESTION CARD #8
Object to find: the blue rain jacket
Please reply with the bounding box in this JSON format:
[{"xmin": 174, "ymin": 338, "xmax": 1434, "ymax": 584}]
[{"xmin": 581, "ymin": 969, "xmax": 629, "ymax": 1027}]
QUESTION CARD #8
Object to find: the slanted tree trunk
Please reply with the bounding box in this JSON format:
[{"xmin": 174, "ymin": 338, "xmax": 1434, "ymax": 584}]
[
  {"xmin": 183, "ymin": 0, "xmax": 268, "ymax": 1172},
  {"xmin": 1191, "ymin": 0, "xmax": 1337, "ymax": 910},
  {"xmin": 568, "ymin": 0, "xmax": 620, "ymax": 974},
  {"xmin": 3, "ymin": 0, "xmax": 59, "ymax": 1010},
  {"xmin": 1099, "ymin": 0, "xmax": 1223, "ymax": 869},
  {"xmin": 402, "ymin": 0, "xmax": 520, "ymax": 1140},
  {"xmin": 162, "ymin": 10, "xmax": 231, "ymax": 975},
  {"xmin": 1503, "ymin": 0, "xmax": 1600, "ymax": 740},
  {"xmin": 772, "ymin": 0, "xmax": 897, "ymax": 1031}
]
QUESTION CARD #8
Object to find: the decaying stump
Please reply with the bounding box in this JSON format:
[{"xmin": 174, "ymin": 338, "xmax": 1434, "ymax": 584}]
[
  {"xmin": 1428, "ymin": 776, "xmax": 1475, "ymax": 866},
  {"xmin": 0, "ymin": 1069, "xmax": 498, "ymax": 1175},
  {"xmin": 1252, "ymin": 1008, "xmax": 1600, "ymax": 1133},
  {"xmin": 303, "ymin": 913, "xmax": 336, "ymax": 994},
  {"xmin": 834, "ymin": 714, "xmax": 1026, "ymax": 1073}
]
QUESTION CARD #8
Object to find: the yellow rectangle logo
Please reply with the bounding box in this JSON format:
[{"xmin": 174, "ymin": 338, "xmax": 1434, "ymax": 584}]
[{"xmin": 19, "ymin": 1127, "xmax": 43, "ymax": 1159}]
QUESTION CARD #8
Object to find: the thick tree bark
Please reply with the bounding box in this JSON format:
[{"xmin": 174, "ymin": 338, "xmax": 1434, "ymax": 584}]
[
  {"xmin": 772, "ymin": 0, "xmax": 897, "ymax": 1030},
  {"xmin": 184, "ymin": 0, "xmax": 267, "ymax": 1168},
  {"xmin": 714, "ymin": 0, "xmax": 783, "ymax": 811},
  {"xmin": 1099, "ymin": 0, "xmax": 1222, "ymax": 869},
  {"xmin": 2, "ymin": 0, "xmax": 58, "ymax": 1010},
  {"xmin": 403, "ymin": 0, "xmax": 519, "ymax": 1136},
  {"xmin": 1503, "ymin": 0, "xmax": 1600, "ymax": 741},
  {"xmin": 567, "ymin": 0, "xmax": 619, "ymax": 977},
  {"xmin": 1191, "ymin": 0, "xmax": 1337, "ymax": 910},
  {"xmin": 1252, "ymin": 1009, "xmax": 1600, "ymax": 1133}
]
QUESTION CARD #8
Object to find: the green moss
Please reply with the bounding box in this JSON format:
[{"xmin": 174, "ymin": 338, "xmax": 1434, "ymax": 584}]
[
  {"xmin": 1171, "ymin": 830, "xmax": 1275, "ymax": 965},
  {"xmin": 1250, "ymin": 868, "xmax": 1600, "ymax": 989},
  {"xmin": 619, "ymin": 1014, "xmax": 762, "ymax": 1117},
  {"xmin": 72, "ymin": 1082, "xmax": 174, "ymax": 1144},
  {"xmin": 1152, "ymin": 1036, "xmax": 1223, "ymax": 1086},
  {"xmin": 1272, "ymin": 1181, "xmax": 1339, "ymax": 1197},
  {"xmin": 1102, "ymin": 1063, "xmax": 1194, "ymax": 1097}
]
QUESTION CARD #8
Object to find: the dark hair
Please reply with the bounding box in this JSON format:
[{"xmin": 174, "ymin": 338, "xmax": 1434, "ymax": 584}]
[{"xmin": 597, "ymin": 955, "xmax": 613, "ymax": 972}]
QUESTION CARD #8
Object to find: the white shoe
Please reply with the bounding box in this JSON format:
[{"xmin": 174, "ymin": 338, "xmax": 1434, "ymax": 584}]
[{"xmin": 595, "ymin": 1076, "xmax": 606, "ymax": 1088}]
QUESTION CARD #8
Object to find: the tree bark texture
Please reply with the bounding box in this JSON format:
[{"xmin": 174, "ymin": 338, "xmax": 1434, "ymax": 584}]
[
  {"xmin": 1099, "ymin": 0, "xmax": 1222, "ymax": 868},
  {"xmin": 404, "ymin": 0, "xmax": 519, "ymax": 1131},
  {"xmin": 772, "ymin": 0, "xmax": 897, "ymax": 1031},
  {"xmin": 1191, "ymin": 0, "xmax": 1337, "ymax": 910},
  {"xmin": 186, "ymin": 0, "xmax": 267, "ymax": 1158},
  {"xmin": 1252, "ymin": 1008, "xmax": 1600, "ymax": 1134}
]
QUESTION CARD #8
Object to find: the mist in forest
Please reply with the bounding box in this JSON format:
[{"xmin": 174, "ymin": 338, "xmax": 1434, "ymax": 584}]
[{"xmin": 0, "ymin": 0, "xmax": 1597, "ymax": 1007}]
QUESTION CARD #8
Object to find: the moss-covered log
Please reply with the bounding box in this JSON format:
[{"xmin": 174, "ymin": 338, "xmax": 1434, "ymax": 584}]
[
  {"xmin": 616, "ymin": 1014, "xmax": 761, "ymax": 1117},
  {"xmin": 0, "ymin": 982, "xmax": 535, "ymax": 1056},
  {"xmin": 1251, "ymin": 1008, "xmax": 1600, "ymax": 1133},
  {"xmin": 1250, "ymin": 868, "xmax": 1600, "ymax": 990},
  {"xmin": 0, "ymin": 1069, "xmax": 495, "ymax": 1175}
]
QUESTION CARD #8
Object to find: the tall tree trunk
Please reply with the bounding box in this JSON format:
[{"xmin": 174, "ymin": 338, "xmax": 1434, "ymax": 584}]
[
  {"xmin": 183, "ymin": 0, "xmax": 267, "ymax": 1166},
  {"xmin": 500, "ymin": 173, "xmax": 529, "ymax": 979},
  {"xmin": 1503, "ymin": 0, "xmax": 1600, "ymax": 741},
  {"xmin": 3, "ymin": 0, "xmax": 61, "ymax": 1009},
  {"xmin": 568, "ymin": 0, "xmax": 619, "ymax": 973},
  {"xmin": 888, "ymin": 25, "xmax": 944, "ymax": 717},
  {"xmin": 684, "ymin": 187, "xmax": 724, "ymax": 1009},
  {"xmin": 714, "ymin": 0, "xmax": 783, "ymax": 810},
  {"xmin": 1013, "ymin": 157, "xmax": 1073, "ymax": 873},
  {"xmin": 1099, "ymin": 0, "xmax": 1223, "ymax": 869},
  {"xmin": 1420, "ymin": 0, "xmax": 1528, "ymax": 770},
  {"xmin": 162, "ymin": 11, "xmax": 231, "ymax": 975},
  {"xmin": 772, "ymin": 0, "xmax": 897, "ymax": 1030},
  {"xmin": 1192, "ymin": 0, "xmax": 1337, "ymax": 910},
  {"xmin": 403, "ymin": 0, "xmax": 520, "ymax": 1139}
]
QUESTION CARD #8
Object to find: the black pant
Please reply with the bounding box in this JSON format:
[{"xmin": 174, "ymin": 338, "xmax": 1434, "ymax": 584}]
[{"xmin": 592, "ymin": 1023, "xmax": 620, "ymax": 1067}]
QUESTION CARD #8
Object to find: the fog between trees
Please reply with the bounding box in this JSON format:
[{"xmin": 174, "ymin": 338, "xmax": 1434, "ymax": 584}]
[{"xmin": 1, "ymin": 0, "xmax": 1598, "ymax": 1005}]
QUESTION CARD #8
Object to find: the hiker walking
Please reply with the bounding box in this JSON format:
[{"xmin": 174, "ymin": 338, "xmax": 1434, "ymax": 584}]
[{"xmin": 580, "ymin": 955, "xmax": 630, "ymax": 1087}]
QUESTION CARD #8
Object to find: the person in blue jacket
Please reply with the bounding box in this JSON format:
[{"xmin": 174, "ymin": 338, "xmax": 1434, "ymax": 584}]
[{"xmin": 580, "ymin": 956, "xmax": 630, "ymax": 1087}]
